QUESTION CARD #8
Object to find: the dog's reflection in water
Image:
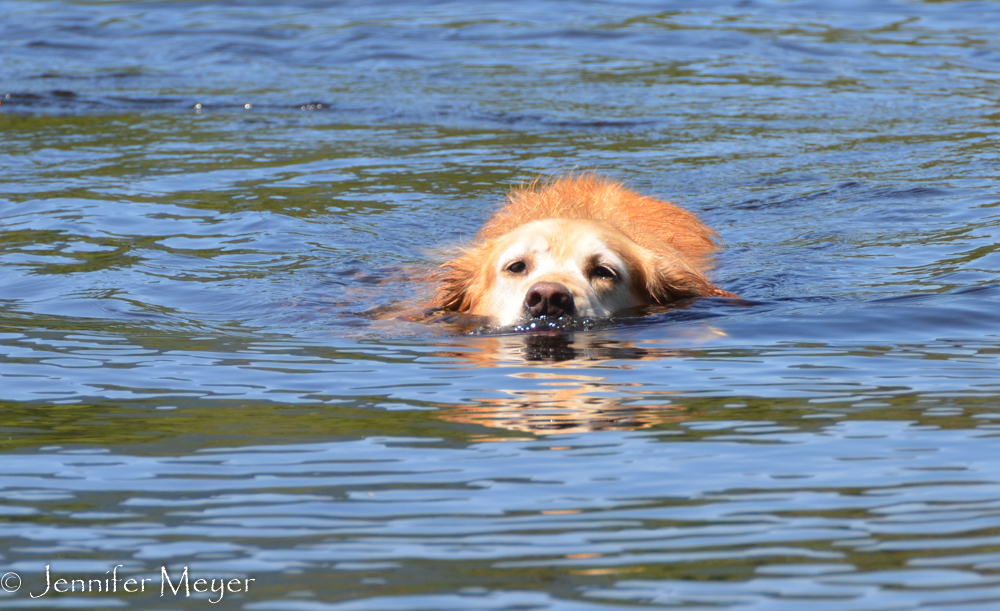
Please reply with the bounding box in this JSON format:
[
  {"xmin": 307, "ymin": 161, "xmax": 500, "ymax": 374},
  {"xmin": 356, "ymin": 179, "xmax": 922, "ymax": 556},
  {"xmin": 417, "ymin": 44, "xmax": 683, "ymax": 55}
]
[
  {"xmin": 438, "ymin": 329, "xmax": 724, "ymax": 437},
  {"xmin": 520, "ymin": 332, "xmax": 621, "ymax": 362}
]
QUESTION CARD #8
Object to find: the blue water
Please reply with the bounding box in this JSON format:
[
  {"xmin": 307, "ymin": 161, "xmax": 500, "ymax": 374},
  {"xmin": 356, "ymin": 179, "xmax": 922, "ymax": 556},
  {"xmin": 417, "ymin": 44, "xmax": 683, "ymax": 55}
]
[{"xmin": 2, "ymin": 1, "xmax": 1000, "ymax": 609}]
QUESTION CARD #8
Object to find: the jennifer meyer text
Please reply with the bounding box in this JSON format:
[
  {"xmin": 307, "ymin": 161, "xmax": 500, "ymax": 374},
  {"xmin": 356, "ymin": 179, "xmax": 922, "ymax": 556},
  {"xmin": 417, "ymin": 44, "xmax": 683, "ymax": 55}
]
[{"xmin": 2, "ymin": 565, "xmax": 254, "ymax": 604}]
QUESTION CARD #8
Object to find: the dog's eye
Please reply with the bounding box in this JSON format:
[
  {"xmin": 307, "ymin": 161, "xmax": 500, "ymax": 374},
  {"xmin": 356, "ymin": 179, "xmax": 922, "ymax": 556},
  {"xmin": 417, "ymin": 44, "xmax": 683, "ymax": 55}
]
[
  {"xmin": 505, "ymin": 261, "xmax": 527, "ymax": 274},
  {"xmin": 591, "ymin": 265, "xmax": 617, "ymax": 280}
]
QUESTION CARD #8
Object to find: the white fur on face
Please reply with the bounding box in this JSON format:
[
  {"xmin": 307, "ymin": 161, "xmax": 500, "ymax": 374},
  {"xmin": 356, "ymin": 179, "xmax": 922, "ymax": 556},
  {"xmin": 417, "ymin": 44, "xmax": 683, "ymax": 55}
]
[{"xmin": 477, "ymin": 219, "xmax": 643, "ymax": 326}]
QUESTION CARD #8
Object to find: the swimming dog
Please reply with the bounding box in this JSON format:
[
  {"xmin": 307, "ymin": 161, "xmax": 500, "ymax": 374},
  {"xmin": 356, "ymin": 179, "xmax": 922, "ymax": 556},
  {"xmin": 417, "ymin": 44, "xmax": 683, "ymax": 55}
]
[{"xmin": 431, "ymin": 175, "xmax": 735, "ymax": 326}]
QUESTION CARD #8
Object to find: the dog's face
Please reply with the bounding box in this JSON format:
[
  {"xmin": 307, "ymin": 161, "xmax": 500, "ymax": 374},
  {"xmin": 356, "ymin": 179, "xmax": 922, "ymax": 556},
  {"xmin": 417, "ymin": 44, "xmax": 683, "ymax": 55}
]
[
  {"xmin": 480, "ymin": 219, "xmax": 643, "ymax": 325},
  {"xmin": 435, "ymin": 218, "xmax": 721, "ymax": 327}
]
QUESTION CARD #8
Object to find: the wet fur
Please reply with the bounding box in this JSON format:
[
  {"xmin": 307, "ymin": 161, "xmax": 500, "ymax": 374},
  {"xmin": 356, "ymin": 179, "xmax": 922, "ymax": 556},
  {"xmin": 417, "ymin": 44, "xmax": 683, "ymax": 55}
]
[{"xmin": 432, "ymin": 175, "xmax": 735, "ymax": 323}]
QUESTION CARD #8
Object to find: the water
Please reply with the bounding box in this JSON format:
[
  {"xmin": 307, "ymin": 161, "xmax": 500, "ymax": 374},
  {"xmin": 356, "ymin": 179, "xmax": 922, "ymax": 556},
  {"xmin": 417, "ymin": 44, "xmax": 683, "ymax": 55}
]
[{"xmin": 1, "ymin": 0, "xmax": 1000, "ymax": 609}]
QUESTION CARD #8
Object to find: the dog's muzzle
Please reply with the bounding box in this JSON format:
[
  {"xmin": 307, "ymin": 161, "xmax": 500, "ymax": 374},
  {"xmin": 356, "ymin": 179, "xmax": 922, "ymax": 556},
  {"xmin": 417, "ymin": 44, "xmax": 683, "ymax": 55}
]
[{"xmin": 524, "ymin": 282, "xmax": 575, "ymax": 318}]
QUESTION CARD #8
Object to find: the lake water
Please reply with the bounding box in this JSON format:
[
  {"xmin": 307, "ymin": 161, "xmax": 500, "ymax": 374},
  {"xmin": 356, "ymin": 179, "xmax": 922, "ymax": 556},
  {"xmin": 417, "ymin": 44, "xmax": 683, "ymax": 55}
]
[{"xmin": 2, "ymin": 1, "xmax": 1000, "ymax": 609}]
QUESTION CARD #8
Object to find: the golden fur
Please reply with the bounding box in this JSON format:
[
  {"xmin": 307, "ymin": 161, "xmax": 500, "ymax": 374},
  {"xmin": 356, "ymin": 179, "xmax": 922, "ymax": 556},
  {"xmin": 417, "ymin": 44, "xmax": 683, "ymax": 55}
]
[{"xmin": 432, "ymin": 175, "xmax": 735, "ymax": 326}]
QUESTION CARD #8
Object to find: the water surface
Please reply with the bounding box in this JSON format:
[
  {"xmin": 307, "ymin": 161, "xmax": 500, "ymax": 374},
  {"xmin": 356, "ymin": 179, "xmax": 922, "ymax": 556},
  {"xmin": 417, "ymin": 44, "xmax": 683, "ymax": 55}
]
[{"xmin": 2, "ymin": 1, "xmax": 1000, "ymax": 609}]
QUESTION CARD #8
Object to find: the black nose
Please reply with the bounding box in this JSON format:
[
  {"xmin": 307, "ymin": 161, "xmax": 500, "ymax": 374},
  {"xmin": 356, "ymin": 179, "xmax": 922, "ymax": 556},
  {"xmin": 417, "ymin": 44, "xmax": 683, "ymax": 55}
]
[{"xmin": 524, "ymin": 282, "xmax": 575, "ymax": 318}]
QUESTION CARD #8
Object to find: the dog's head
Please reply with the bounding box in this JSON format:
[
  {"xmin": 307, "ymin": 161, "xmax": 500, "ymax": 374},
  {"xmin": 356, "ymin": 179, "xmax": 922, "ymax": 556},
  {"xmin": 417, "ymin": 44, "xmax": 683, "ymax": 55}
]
[{"xmin": 433, "ymin": 218, "xmax": 730, "ymax": 326}]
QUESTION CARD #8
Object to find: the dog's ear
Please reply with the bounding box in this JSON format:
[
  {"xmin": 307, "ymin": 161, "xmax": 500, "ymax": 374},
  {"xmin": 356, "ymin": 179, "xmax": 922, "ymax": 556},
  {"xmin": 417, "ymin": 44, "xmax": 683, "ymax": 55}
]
[
  {"xmin": 644, "ymin": 253, "xmax": 736, "ymax": 303},
  {"xmin": 430, "ymin": 252, "xmax": 480, "ymax": 312}
]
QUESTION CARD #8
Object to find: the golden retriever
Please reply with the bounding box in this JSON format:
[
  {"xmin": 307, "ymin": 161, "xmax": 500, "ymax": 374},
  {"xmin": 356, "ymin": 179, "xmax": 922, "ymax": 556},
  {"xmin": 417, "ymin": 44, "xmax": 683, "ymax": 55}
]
[{"xmin": 431, "ymin": 174, "xmax": 735, "ymax": 326}]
